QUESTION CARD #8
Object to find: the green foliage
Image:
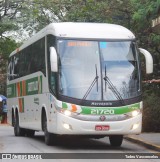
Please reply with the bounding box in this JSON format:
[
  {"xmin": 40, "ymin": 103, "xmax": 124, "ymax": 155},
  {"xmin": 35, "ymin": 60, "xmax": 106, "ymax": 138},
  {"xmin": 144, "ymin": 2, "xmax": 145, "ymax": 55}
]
[
  {"xmin": 0, "ymin": 0, "xmax": 21, "ymax": 95},
  {"xmin": 142, "ymin": 84, "xmax": 160, "ymax": 132},
  {"xmin": 130, "ymin": 0, "xmax": 160, "ymax": 87},
  {"xmin": 0, "ymin": 38, "xmax": 17, "ymax": 59},
  {"xmin": 19, "ymin": 0, "xmax": 134, "ymax": 31},
  {"xmin": 0, "ymin": 37, "xmax": 17, "ymax": 95},
  {"xmin": 64, "ymin": 0, "xmax": 110, "ymax": 23},
  {"xmin": 150, "ymin": 33, "xmax": 160, "ymax": 45}
]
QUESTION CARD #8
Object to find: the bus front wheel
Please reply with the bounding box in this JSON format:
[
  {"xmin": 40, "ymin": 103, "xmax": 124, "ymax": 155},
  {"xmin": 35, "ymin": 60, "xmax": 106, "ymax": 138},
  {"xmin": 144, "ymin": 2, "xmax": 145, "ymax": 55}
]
[
  {"xmin": 109, "ymin": 135, "xmax": 123, "ymax": 147},
  {"xmin": 42, "ymin": 113, "xmax": 57, "ymax": 146}
]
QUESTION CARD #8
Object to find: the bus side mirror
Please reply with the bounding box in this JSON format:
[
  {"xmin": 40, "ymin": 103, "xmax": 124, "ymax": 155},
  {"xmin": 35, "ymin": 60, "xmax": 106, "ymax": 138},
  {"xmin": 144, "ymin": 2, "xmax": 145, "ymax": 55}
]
[
  {"xmin": 50, "ymin": 47, "xmax": 58, "ymax": 72},
  {"xmin": 139, "ymin": 48, "xmax": 153, "ymax": 74}
]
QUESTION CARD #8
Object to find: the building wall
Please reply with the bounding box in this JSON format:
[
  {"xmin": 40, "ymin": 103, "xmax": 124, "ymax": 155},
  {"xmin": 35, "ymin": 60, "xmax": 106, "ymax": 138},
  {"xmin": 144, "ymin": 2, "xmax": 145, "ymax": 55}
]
[{"xmin": 152, "ymin": 15, "xmax": 160, "ymax": 33}]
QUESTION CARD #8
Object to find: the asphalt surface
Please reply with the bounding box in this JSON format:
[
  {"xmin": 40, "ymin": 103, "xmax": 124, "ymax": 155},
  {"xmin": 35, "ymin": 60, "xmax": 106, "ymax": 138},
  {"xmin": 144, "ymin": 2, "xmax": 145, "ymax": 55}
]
[
  {"xmin": 0, "ymin": 124, "xmax": 160, "ymax": 162},
  {"xmin": 1, "ymin": 123, "xmax": 159, "ymax": 152}
]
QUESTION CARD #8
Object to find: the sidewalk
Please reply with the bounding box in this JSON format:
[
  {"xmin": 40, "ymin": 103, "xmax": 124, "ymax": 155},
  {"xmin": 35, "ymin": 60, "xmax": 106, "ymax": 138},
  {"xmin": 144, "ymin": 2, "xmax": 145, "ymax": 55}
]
[{"xmin": 125, "ymin": 133, "xmax": 160, "ymax": 152}]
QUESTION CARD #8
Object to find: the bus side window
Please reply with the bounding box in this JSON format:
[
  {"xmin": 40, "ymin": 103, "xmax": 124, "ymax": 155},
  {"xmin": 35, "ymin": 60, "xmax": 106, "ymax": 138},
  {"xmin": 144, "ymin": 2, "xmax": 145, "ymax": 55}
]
[
  {"xmin": 31, "ymin": 38, "xmax": 46, "ymax": 75},
  {"xmin": 51, "ymin": 72, "xmax": 56, "ymax": 91},
  {"xmin": 8, "ymin": 55, "xmax": 19, "ymax": 80},
  {"xmin": 14, "ymin": 55, "xmax": 19, "ymax": 78},
  {"xmin": 47, "ymin": 35, "xmax": 57, "ymax": 95},
  {"xmin": 8, "ymin": 58, "xmax": 12, "ymax": 81},
  {"xmin": 38, "ymin": 38, "xmax": 46, "ymax": 75},
  {"xmin": 19, "ymin": 50, "xmax": 26, "ymax": 77}
]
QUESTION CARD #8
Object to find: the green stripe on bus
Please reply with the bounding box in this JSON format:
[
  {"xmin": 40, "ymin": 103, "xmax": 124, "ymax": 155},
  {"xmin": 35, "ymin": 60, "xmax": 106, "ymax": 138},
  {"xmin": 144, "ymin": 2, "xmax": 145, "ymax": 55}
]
[
  {"xmin": 81, "ymin": 103, "xmax": 140, "ymax": 115},
  {"xmin": 62, "ymin": 102, "xmax": 68, "ymax": 109},
  {"xmin": 7, "ymin": 83, "xmax": 17, "ymax": 98},
  {"xmin": 61, "ymin": 102, "xmax": 140, "ymax": 115},
  {"xmin": 7, "ymin": 76, "xmax": 43, "ymax": 98}
]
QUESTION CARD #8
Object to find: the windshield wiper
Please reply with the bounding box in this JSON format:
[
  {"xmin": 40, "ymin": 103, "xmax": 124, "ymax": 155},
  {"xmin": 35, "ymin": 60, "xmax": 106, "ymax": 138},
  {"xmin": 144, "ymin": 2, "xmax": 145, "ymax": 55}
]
[
  {"xmin": 82, "ymin": 64, "xmax": 99, "ymax": 100},
  {"xmin": 104, "ymin": 66, "xmax": 125, "ymax": 105}
]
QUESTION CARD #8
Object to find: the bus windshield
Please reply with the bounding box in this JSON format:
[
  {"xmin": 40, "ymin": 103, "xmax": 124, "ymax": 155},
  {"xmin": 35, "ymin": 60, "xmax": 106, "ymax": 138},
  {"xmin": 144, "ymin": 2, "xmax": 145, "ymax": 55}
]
[{"xmin": 57, "ymin": 40, "xmax": 141, "ymax": 101}]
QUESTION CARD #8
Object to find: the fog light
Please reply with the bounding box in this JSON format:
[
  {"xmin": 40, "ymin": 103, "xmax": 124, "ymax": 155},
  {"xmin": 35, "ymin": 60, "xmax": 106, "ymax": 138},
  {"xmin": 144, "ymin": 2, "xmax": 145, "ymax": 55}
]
[
  {"xmin": 63, "ymin": 123, "xmax": 72, "ymax": 130},
  {"xmin": 131, "ymin": 123, "xmax": 139, "ymax": 130}
]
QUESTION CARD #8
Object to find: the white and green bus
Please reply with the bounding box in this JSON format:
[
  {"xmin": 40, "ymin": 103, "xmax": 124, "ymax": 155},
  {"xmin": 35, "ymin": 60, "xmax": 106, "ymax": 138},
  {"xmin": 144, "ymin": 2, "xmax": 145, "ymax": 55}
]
[{"xmin": 7, "ymin": 22, "xmax": 153, "ymax": 146}]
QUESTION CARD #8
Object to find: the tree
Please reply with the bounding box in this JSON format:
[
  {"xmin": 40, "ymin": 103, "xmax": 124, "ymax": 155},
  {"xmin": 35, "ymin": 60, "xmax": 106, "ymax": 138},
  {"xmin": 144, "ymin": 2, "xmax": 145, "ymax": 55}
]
[
  {"xmin": 131, "ymin": 0, "xmax": 160, "ymax": 78},
  {"xmin": 0, "ymin": 0, "xmax": 23, "ymax": 36},
  {"xmin": 131, "ymin": 0, "xmax": 160, "ymax": 132},
  {"xmin": 18, "ymin": 0, "xmax": 134, "ymax": 32},
  {"xmin": 0, "ymin": 0, "xmax": 21, "ymax": 95}
]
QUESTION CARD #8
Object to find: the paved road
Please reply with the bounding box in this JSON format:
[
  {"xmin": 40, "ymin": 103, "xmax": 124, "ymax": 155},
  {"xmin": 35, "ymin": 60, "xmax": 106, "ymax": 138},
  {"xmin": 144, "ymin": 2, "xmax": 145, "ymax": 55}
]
[{"xmin": 0, "ymin": 125, "xmax": 159, "ymax": 162}]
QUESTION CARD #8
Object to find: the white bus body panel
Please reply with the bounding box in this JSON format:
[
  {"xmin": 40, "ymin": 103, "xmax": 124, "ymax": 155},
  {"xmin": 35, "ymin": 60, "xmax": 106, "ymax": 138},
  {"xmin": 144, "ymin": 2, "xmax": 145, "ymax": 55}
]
[
  {"xmin": 7, "ymin": 72, "xmax": 50, "ymax": 130},
  {"xmin": 49, "ymin": 113, "xmax": 142, "ymax": 135}
]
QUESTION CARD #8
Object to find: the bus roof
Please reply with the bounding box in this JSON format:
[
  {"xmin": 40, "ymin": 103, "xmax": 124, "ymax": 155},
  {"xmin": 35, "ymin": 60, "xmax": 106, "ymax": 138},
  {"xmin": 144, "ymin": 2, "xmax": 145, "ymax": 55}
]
[
  {"xmin": 10, "ymin": 22, "xmax": 135, "ymax": 57},
  {"xmin": 50, "ymin": 22, "xmax": 135, "ymax": 39}
]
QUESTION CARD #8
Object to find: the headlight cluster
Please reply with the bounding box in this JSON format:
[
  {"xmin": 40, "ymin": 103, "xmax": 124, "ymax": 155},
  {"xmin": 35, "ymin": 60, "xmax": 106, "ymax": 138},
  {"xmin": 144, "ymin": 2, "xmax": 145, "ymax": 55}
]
[
  {"xmin": 57, "ymin": 108, "xmax": 78, "ymax": 117},
  {"xmin": 57, "ymin": 108, "xmax": 71, "ymax": 116},
  {"xmin": 63, "ymin": 110, "xmax": 72, "ymax": 116},
  {"xmin": 125, "ymin": 109, "xmax": 141, "ymax": 117}
]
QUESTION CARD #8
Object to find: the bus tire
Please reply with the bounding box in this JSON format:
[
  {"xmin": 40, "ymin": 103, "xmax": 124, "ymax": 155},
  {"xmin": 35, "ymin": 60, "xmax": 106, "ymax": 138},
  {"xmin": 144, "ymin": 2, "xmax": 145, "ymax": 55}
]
[
  {"xmin": 14, "ymin": 111, "xmax": 26, "ymax": 136},
  {"xmin": 12, "ymin": 109, "xmax": 15, "ymax": 127},
  {"xmin": 42, "ymin": 112, "xmax": 57, "ymax": 146},
  {"xmin": 109, "ymin": 135, "xmax": 123, "ymax": 147}
]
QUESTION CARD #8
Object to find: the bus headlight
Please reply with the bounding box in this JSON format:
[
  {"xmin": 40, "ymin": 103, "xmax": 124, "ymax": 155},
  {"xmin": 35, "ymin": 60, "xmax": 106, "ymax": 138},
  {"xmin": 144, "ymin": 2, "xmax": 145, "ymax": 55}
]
[
  {"xmin": 126, "ymin": 109, "xmax": 141, "ymax": 117},
  {"xmin": 56, "ymin": 107, "xmax": 75, "ymax": 117},
  {"xmin": 63, "ymin": 110, "xmax": 72, "ymax": 116},
  {"xmin": 131, "ymin": 110, "xmax": 139, "ymax": 117},
  {"xmin": 55, "ymin": 105, "xmax": 79, "ymax": 117},
  {"xmin": 58, "ymin": 109, "xmax": 72, "ymax": 116}
]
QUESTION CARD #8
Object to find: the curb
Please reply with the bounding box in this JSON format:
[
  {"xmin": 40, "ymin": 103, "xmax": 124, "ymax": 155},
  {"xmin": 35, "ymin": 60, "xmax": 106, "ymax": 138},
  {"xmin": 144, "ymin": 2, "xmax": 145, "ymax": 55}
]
[{"xmin": 125, "ymin": 136, "xmax": 160, "ymax": 152}]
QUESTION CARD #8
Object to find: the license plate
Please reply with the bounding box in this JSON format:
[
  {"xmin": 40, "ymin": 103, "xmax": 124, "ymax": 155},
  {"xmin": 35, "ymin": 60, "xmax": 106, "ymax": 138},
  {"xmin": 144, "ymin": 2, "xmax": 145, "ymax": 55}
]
[{"xmin": 95, "ymin": 125, "xmax": 110, "ymax": 131}]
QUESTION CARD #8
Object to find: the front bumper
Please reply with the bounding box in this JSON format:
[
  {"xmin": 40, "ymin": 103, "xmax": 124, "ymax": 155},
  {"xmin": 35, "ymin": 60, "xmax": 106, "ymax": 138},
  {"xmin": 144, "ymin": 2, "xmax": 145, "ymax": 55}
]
[{"xmin": 50, "ymin": 112, "xmax": 142, "ymax": 135}]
